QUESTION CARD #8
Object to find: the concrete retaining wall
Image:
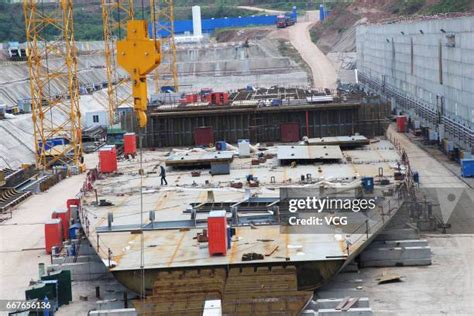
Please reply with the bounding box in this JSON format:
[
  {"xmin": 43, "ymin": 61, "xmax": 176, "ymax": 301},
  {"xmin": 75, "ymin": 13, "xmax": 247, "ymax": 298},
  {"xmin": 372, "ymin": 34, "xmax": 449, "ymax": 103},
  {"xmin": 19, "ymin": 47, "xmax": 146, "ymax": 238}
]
[{"xmin": 356, "ymin": 16, "xmax": 474, "ymax": 150}]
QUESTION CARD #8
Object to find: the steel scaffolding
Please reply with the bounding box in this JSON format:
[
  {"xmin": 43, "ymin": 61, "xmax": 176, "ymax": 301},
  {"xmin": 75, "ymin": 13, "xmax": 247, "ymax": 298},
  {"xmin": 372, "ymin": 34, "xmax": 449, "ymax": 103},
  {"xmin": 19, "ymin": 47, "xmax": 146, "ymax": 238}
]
[{"xmin": 23, "ymin": 0, "xmax": 83, "ymax": 169}]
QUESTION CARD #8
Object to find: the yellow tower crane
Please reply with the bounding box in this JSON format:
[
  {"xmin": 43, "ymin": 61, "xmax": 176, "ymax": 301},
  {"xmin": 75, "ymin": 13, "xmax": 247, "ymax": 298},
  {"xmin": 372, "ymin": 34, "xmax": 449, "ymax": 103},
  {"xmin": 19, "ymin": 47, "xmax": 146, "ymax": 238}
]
[
  {"xmin": 23, "ymin": 0, "xmax": 83, "ymax": 170},
  {"xmin": 152, "ymin": 0, "xmax": 179, "ymax": 94},
  {"xmin": 117, "ymin": 20, "xmax": 160, "ymax": 128},
  {"xmin": 113, "ymin": 4, "xmax": 162, "ymax": 302},
  {"xmin": 101, "ymin": 0, "xmax": 134, "ymax": 125}
]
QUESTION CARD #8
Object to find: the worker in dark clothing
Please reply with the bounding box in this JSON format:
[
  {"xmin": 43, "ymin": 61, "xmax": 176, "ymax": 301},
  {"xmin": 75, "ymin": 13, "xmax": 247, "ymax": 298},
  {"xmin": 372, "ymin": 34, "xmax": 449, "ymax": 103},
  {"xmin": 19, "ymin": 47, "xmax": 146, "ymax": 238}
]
[{"xmin": 159, "ymin": 165, "xmax": 168, "ymax": 185}]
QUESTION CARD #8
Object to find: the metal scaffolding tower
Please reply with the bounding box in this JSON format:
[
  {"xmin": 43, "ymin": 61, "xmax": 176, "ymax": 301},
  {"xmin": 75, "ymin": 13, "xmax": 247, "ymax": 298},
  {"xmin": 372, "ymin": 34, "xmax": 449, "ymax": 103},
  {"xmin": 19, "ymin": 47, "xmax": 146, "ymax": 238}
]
[
  {"xmin": 101, "ymin": 0, "xmax": 134, "ymax": 124},
  {"xmin": 23, "ymin": 0, "xmax": 83, "ymax": 169},
  {"xmin": 152, "ymin": 0, "xmax": 178, "ymax": 94}
]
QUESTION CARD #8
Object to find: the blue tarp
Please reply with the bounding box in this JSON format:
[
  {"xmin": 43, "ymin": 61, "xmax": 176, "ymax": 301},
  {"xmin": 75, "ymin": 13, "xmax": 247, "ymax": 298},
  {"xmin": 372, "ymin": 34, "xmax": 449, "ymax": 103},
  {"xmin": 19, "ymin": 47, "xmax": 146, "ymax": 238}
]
[{"xmin": 150, "ymin": 7, "xmax": 297, "ymax": 37}]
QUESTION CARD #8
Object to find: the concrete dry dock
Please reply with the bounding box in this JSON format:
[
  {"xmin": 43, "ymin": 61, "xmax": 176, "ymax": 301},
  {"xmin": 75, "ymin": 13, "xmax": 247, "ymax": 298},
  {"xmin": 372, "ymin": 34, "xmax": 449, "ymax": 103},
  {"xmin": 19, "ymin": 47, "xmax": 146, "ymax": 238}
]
[
  {"xmin": 0, "ymin": 117, "xmax": 471, "ymax": 315},
  {"xmin": 0, "ymin": 173, "xmax": 86, "ymax": 300},
  {"xmin": 387, "ymin": 124, "xmax": 469, "ymax": 189},
  {"xmin": 317, "ymin": 234, "xmax": 474, "ymax": 315}
]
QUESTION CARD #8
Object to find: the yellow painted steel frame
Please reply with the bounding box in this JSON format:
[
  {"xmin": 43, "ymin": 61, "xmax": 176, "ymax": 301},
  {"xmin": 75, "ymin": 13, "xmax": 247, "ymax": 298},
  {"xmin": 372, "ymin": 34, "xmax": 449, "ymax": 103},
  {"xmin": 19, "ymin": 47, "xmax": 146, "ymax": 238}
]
[
  {"xmin": 152, "ymin": 0, "xmax": 179, "ymax": 93},
  {"xmin": 23, "ymin": 0, "xmax": 83, "ymax": 170},
  {"xmin": 101, "ymin": 0, "xmax": 134, "ymax": 125},
  {"xmin": 117, "ymin": 20, "xmax": 161, "ymax": 128}
]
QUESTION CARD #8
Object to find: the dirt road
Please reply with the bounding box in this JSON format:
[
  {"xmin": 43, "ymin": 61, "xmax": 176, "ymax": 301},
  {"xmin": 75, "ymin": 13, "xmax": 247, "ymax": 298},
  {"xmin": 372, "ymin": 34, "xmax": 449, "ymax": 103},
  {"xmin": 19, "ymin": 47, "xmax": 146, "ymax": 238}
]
[
  {"xmin": 288, "ymin": 11, "xmax": 337, "ymax": 90},
  {"xmin": 235, "ymin": 7, "xmax": 337, "ymax": 89}
]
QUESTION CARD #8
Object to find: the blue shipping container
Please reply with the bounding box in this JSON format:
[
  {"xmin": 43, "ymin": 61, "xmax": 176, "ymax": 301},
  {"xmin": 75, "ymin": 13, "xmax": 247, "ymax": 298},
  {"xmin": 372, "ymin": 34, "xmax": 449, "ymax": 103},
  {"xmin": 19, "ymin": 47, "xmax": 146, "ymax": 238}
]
[{"xmin": 461, "ymin": 159, "xmax": 474, "ymax": 177}]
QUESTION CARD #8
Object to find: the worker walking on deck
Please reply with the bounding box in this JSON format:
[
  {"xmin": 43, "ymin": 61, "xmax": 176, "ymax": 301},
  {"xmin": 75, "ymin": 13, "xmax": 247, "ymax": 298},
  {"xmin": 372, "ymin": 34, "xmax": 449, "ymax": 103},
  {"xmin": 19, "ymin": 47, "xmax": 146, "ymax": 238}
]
[{"xmin": 159, "ymin": 165, "xmax": 168, "ymax": 185}]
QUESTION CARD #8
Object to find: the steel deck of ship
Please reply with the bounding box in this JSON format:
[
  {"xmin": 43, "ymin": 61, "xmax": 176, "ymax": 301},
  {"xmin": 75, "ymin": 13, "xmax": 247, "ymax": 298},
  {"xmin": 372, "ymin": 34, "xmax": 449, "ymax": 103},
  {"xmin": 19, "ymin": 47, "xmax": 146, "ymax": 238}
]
[{"xmin": 81, "ymin": 140, "xmax": 403, "ymax": 272}]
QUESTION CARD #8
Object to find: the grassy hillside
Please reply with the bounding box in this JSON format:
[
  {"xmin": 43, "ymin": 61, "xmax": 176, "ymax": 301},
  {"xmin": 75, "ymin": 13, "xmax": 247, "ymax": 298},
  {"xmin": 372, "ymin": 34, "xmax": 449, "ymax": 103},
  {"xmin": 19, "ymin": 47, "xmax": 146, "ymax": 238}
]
[
  {"xmin": 0, "ymin": 1, "xmax": 260, "ymax": 42},
  {"xmin": 2, "ymin": 0, "xmax": 472, "ymax": 42},
  {"xmin": 0, "ymin": 3, "xmax": 26, "ymax": 43},
  {"xmin": 423, "ymin": 0, "xmax": 473, "ymax": 14}
]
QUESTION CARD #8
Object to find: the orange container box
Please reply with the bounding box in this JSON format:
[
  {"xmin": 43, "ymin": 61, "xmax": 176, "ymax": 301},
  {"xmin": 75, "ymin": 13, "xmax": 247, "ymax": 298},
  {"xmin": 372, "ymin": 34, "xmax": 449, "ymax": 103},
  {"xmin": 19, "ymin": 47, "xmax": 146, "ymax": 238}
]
[
  {"xmin": 396, "ymin": 116, "xmax": 407, "ymax": 133},
  {"xmin": 99, "ymin": 145, "xmax": 117, "ymax": 173},
  {"xmin": 207, "ymin": 210, "xmax": 228, "ymax": 256},
  {"xmin": 45, "ymin": 218, "xmax": 63, "ymax": 254},
  {"xmin": 52, "ymin": 210, "xmax": 70, "ymax": 240},
  {"xmin": 66, "ymin": 198, "xmax": 80, "ymax": 212},
  {"xmin": 123, "ymin": 133, "xmax": 137, "ymax": 156}
]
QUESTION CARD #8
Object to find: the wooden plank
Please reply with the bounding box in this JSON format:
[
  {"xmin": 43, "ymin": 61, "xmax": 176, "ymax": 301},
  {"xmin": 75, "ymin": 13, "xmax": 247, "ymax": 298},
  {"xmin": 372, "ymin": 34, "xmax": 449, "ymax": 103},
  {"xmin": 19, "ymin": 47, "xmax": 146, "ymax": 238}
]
[
  {"xmin": 265, "ymin": 245, "xmax": 279, "ymax": 256},
  {"xmin": 335, "ymin": 296, "xmax": 351, "ymax": 310},
  {"xmin": 341, "ymin": 297, "xmax": 359, "ymax": 311}
]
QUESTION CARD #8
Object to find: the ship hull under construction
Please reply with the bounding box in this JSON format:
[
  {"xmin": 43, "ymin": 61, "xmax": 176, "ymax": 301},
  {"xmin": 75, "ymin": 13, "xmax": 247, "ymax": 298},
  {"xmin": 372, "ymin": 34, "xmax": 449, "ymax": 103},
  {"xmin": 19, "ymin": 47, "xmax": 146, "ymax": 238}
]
[{"xmin": 80, "ymin": 138, "xmax": 409, "ymax": 313}]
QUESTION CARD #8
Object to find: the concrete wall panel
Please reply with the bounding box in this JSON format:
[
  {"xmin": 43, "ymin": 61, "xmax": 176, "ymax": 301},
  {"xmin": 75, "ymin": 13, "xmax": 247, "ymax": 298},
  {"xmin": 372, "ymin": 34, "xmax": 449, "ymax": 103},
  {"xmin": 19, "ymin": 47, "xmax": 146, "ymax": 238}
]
[{"xmin": 357, "ymin": 16, "xmax": 474, "ymax": 150}]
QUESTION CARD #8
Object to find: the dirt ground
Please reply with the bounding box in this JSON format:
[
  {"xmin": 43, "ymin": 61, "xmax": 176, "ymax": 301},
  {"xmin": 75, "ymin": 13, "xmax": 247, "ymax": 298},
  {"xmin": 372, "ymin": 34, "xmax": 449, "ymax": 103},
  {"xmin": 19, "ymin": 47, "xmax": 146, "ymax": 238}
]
[{"xmin": 214, "ymin": 27, "xmax": 273, "ymax": 43}]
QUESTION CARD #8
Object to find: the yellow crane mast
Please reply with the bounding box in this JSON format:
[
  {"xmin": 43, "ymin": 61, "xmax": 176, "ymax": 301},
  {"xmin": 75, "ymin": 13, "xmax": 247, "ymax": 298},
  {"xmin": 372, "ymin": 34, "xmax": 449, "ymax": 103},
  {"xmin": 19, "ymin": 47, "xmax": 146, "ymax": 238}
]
[
  {"xmin": 101, "ymin": 0, "xmax": 134, "ymax": 125},
  {"xmin": 23, "ymin": 0, "xmax": 83, "ymax": 170},
  {"xmin": 152, "ymin": 0, "xmax": 179, "ymax": 94}
]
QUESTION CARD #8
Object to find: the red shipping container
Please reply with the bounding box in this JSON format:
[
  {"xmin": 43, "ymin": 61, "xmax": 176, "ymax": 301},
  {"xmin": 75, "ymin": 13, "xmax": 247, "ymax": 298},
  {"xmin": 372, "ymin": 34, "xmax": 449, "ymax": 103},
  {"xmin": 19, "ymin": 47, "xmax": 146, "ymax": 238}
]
[
  {"xmin": 280, "ymin": 122, "xmax": 300, "ymax": 142},
  {"xmin": 66, "ymin": 198, "xmax": 80, "ymax": 213},
  {"xmin": 184, "ymin": 93, "xmax": 199, "ymax": 104},
  {"xmin": 194, "ymin": 127, "xmax": 214, "ymax": 146},
  {"xmin": 45, "ymin": 218, "xmax": 63, "ymax": 254},
  {"xmin": 210, "ymin": 92, "xmax": 229, "ymax": 105},
  {"xmin": 201, "ymin": 93, "xmax": 211, "ymax": 103},
  {"xmin": 53, "ymin": 210, "xmax": 70, "ymax": 240},
  {"xmin": 99, "ymin": 145, "xmax": 117, "ymax": 173},
  {"xmin": 123, "ymin": 133, "xmax": 137, "ymax": 156},
  {"xmin": 396, "ymin": 116, "xmax": 407, "ymax": 133},
  {"xmin": 67, "ymin": 198, "xmax": 80, "ymax": 222},
  {"xmin": 207, "ymin": 210, "xmax": 228, "ymax": 256}
]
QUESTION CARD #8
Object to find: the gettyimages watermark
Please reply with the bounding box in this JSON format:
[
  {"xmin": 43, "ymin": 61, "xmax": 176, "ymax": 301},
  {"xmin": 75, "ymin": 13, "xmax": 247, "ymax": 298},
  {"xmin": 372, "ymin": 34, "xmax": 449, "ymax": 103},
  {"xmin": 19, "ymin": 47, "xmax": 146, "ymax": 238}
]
[
  {"xmin": 276, "ymin": 186, "xmax": 474, "ymax": 234},
  {"xmin": 279, "ymin": 187, "xmax": 385, "ymax": 234},
  {"xmin": 419, "ymin": 187, "xmax": 474, "ymax": 234}
]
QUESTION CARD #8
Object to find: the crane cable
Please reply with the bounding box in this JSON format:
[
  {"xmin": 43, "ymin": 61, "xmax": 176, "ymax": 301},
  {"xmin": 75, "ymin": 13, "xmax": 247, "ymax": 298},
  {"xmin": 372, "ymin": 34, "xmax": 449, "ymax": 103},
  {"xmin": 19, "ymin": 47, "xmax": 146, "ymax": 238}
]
[
  {"xmin": 138, "ymin": 1, "xmax": 145, "ymax": 298},
  {"xmin": 138, "ymin": 0, "xmax": 159, "ymax": 302},
  {"xmin": 110, "ymin": 0, "xmax": 146, "ymax": 301}
]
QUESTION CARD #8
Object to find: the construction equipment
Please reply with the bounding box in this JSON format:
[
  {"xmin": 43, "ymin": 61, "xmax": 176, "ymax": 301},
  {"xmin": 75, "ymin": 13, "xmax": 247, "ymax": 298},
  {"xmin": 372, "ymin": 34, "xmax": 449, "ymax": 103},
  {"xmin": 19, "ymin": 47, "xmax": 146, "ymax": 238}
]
[
  {"xmin": 152, "ymin": 0, "xmax": 179, "ymax": 94},
  {"xmin": 23, "ymin": 0, "xmax": 83, "ymax": 169},
  {"xmin": 101, "ymin": 0, "xmax": 134, "ymax": 125},
  {"xmin": 6, "ymin": 42, "xmax": 28, "ymax": 61},
  {"xmin": 117, "ymin": 20, "xmax": 161, "ymax": 128}
]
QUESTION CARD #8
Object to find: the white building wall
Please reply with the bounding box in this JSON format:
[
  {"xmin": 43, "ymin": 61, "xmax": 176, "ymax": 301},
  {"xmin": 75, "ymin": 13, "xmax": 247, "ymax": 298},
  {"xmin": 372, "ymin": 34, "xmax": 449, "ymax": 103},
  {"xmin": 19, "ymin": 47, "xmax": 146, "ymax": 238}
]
[{"xmin": 85, "ymin": 110, "xmax": 109, "ymax": 129}]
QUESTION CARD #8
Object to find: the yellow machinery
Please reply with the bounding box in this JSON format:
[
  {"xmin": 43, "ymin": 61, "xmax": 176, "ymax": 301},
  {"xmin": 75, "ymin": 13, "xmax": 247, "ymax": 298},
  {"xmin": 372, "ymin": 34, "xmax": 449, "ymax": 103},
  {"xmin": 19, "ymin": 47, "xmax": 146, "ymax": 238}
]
[
  {"xmin": 23, "ymin": 0, "xmax": 83, "ymax": 169},
  {"xmin": 0, "ymin": 170, "xmax": 5, "ymax": 187},
  {"xmin": 101, "ymin": 0, "xmax": 134, "ymax": 125},
  {"xmin": 117, "ymin": 20, "xmax": 161, "ymax": 128},
  {"xmin": 102, "ymin": 0, "xmax": 176, "ymax": 127},
  {"xmin": 153, "ymin": 0, "xmax": 179, "ymax": 93}
]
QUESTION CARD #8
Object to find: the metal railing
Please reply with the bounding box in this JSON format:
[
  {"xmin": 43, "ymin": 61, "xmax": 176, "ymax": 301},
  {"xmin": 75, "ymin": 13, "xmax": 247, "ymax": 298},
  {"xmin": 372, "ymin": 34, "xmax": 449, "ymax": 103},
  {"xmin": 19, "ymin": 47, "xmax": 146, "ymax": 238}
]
[{"xmin": 359, "ymin": 72, "xmax": 474, "ymax": 148}]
